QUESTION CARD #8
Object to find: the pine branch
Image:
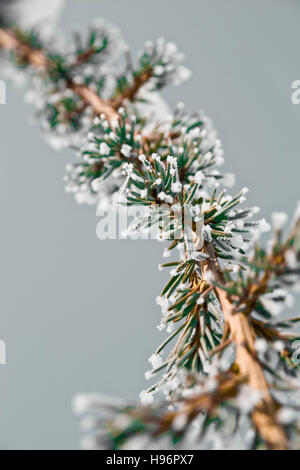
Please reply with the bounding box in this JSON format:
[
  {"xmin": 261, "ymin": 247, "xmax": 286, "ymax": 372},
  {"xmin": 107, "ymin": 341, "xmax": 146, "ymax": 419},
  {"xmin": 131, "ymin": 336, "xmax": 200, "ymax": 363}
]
[
  {"xmin": 202, "ymin": 243, "xmax": 288, "ymax": 450},
  {"xmin": 0, "ymin": 27, "xmax": 47, "ymax": 67},
  {"xmin": 1, "ymin": 16, "xmax": 300, "ymax": 451},
  {"xmin": 0, "ymin": 26, "xmax": 154, "ymax": 120},
  {"xmin": 112, "ymin": 67, "xmax": 153, "ymax": 109},
  {"xmin": 0, "ymin": 26, "xmax": 118, "ymax": 119}
]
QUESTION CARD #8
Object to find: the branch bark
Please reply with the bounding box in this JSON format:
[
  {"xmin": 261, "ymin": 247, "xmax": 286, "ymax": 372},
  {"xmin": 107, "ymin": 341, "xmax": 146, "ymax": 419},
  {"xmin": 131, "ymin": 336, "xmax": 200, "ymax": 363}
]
[
  {"xmin": 112, "ymin": 68, "xmax": 153, "ymax": 109},
  {"xmin": 0, "ymin": 27, "xmax": 47, "ymax": 67},
  {"xmin": 0, "ymin": 27, "xmax": 116, "ymax": 120},
  {"xmin": 0, "ymin": 27, "xmax": 154, "ymax": 122},
  {"xmin": 203, "ymin": 243, "xmax": 288, "ymax": 450}
]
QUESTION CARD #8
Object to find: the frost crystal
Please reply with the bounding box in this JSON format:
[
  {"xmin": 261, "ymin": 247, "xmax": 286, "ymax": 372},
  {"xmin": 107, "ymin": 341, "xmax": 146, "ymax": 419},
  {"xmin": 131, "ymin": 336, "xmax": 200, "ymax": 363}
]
[
  {"xmin": 272, "ymin": 212, "xmax": 288, "ymax": 231},
  {"xmin": 139, "ymin": 390, "xmax": 154, "ymax": 405}
]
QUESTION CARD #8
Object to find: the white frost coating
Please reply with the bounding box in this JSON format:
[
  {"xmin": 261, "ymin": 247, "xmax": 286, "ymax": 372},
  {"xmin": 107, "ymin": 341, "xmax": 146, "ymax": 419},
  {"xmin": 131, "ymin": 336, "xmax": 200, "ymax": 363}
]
[
  {"xmin": 258, "ymin": 218, "xmax": 271, "ymax": 233},
  {"xmin": 136, "ymin": 91, "xmax": 171, "ymax": 132},
  {"xmin": 261, "ymin": 288, "xmax": 295, "ymax": 317},
  {"xmin": 271, "ymin": 212, "xmax": 288, "ymax": 231},
  {"xmin": 273, "ymin": 340, "xmax": 285, "ymax": 352},
  {"xmin": 99, "ymin": 142, "xmax": 110, "ymax": 155},
  {"xmin": 194, "ymin": 170, "xmax": 204, "ymax": 184},
  {"xmin": 254, "ymin": 338, "xmax": 268, "ymax": 353},
  {"xmin": 148, "ymin": 353, "xmax": 163, "ymax": 369},
  {"xmin": 277, "ymin": 407, "xmax": 296, "ymax": 425},
  {"xmin": 139, "ymin": 390, "xmax": 154, "ymax": 405},
  {"xmin": 222, "ymin": 172, "xmax": 235, "ymax": 188},
  {"xmin": 236, "ymin": 385, "xmax": 262, "ymax": 413},
  {"xmin": 72, "ymin": 393, "xmax": 124, "ymax": 415},
  {"xmin": 120, "ymin": 144, "xmax": 132, "ymax": 158},
  {"xmin": 204, "ymin": 269, "xmax": 214, "ymax": 283},
  {"xmin": 285, "ymin": 249, "xmax": 298, "ymax": 269},
  {"xmin": 171, "ymin": 181, "xmax": 182, "ymax": 193},
  {"xmin": 294, "ymin": 201, "xmax": 300, "ymax": 221}
]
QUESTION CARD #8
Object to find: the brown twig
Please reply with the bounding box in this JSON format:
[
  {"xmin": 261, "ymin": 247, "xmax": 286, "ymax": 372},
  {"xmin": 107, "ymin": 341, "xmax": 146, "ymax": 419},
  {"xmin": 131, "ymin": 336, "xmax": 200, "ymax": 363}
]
[
  {"xmin": 112, "ymin": 68, "xmax": 153, "ymax": 109},
  {"xmin": 202, "ymin": 242, "xmax": 288, "ymax": 450},
  {"xmin": 0, "ymin": 27, "xmax": 118, "ymax": 119},
  {"xmin": 0, "ymin": 27, "xmax": 152, "ymax": 121},
  {"xmin": 0, "ymin": 27, "xmax": 47, "ymax": 68},
  {"xmin": 153, "ymin": 372, "xmax": 245, "ymax": 435}
]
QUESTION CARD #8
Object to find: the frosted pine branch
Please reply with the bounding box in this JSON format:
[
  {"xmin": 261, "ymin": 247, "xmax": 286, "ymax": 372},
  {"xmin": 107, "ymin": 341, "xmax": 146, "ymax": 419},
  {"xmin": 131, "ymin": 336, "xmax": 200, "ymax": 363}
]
[{"xmin": 1, "ymin": 15, "xmax": 300, "ymax": 451}]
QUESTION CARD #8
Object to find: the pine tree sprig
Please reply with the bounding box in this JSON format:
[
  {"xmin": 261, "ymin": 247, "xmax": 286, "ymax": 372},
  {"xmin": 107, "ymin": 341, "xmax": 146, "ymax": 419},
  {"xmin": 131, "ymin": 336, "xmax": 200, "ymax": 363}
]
[{"xmin": 1, "ymin": 15, "xmax": 300, "ymax": 451}]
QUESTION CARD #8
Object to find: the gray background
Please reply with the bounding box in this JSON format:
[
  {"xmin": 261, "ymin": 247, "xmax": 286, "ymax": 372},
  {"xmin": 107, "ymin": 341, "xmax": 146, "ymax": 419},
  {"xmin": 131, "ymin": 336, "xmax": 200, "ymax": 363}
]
[{"xmin": 0, "ymin": 0, "xmax": 299, "ymax": 450}]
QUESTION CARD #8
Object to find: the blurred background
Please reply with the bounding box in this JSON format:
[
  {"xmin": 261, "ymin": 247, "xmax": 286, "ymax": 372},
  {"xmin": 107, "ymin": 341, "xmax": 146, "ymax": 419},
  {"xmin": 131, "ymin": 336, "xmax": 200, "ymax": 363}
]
[{"xmin": 0, "ymin": 0, "xmax": 299, "ymax": 450}]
